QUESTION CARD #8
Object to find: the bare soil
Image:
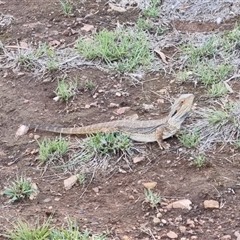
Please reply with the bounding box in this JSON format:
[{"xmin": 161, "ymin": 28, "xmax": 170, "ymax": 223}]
[{"xmin": 1, "ymin": 0, "xmax": 240, "ymax": 239}]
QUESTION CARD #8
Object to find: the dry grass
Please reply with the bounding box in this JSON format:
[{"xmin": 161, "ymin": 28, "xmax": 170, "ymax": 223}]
[{"xmin": 188, "ymin": 100, "xmax": 240, "ymax": 151}]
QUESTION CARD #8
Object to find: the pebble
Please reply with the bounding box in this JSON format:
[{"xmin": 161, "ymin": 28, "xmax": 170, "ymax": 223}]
[
  {"xmin": 161, "ymin": 219, "xmax": 167, "ymax": 224},
  {"xmin": 179, "ymin": 225, "xmax": 186, "ymax": 233},
  {"xmin": 167, "ymin": 231, "xmax": 178, "ymax": 239},
  {"xmin": 121, "ymin": 236, "xmax": 131, "ymax": 240},
  {"xmin": 153, "ymin": 217, "xmax": 160, "ymax": 224},
  {"xmin": 203, "ymin": 200, "xmax": 219, "ymax": 209},
  {"xmin": 186, "ymin": 219, "xmax": 195, "ymax": 228},
  {"xmin": 221, "ymin": 235, "xmax": 231, "ymax": 240}
]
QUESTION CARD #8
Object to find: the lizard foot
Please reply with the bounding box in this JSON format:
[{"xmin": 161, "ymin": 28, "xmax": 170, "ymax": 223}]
[{"xmin": 157, "ymin": 141, "xmax": 170, "ymax": 150}]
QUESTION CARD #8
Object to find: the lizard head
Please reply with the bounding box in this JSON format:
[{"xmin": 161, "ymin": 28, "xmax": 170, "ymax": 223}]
[{"xmin": 168, "ymin": 94, "xmax": 194, "ymax": 127}]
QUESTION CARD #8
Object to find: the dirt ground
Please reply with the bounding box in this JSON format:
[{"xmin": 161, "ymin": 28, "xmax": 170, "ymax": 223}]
[{"xmin": 1, "ymin": 0, "xmax": 240, "ymax": 239}]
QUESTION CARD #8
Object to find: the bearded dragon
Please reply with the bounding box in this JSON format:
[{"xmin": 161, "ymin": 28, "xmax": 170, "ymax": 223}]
[{"xmin": 21, "ymin": 94, "xmax": 194, "ymax": 149}]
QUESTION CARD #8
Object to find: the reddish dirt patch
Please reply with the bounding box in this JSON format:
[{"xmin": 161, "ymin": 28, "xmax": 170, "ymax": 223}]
[{"xmin": 1, "ymin": 0, "xmax": 240, "ymax": 239}]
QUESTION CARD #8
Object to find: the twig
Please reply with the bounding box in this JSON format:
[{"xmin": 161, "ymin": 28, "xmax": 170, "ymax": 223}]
[{"xmin": 224, "ymin": 74, "xmax": 240, "ymax": 83}]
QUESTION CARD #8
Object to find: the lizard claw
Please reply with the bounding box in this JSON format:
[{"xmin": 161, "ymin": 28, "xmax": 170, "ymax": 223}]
[{"xmin": 157, "ymin": 141, "xmax": 170, "ymax": 150}]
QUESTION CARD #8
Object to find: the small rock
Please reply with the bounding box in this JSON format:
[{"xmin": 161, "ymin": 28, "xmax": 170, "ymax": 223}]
[
  {"xmin": 116, "ymin": 106, "xmax": 130, "ymax": 115},
  {"xmin": 234, "ymin": 231, "xmax": 240, "ymax": 240},
  {"xmin": 166, "ymin": 199, "xmax": 192, "ymax": 210},
  {"xmin": 179, "ymin": 225, "xmax": 186, "ymax": 233},
  {"xmin": 93, "ymin": 93, "xmax": 98, "ymax": 98},
  {"xmin": 29, "ymin": 133, "xmax": 34, "ymax": 139},
  {"xmin": 81, "ymin": 24, "xmax": 94, "ymax": 32},
  {"xmin": 191, "ymin": 236, "xmax": 198, "ymax": 239},
  {"xmin": 34, "ymin": 135, "xmax": 40, "ymax": 140},
  {"xmin": 161, "ymin": 219, "xmax": 167, "ymax": 224},
  {"xmin": 42, "ymin": 77, "xmax": 52, "ymax": 82},
  {"xmin": 29, "ymin": 182, "xmax": 39, "ymax": 200},
  {"xmin": 142, "ymin": 181, "xmax": 157, "ymax": 189},
  {"xmin": 203, "ymin": 200, "xmax": 219, "ymax": 209},
  {"xmin": 156, "ymin": 212, "xmax": 162, "ymax": 218},
  {"xmin": 186, "ymin": 219, "xmax": 195, "ymax": 228},
  {"xmin": 128, "ymin": 195, "xmax": 134, "ymax": 200},
  {"xmin": 167, "ymin": 231, "xmax": 178, "ymax": 239},
  {"xmin": 64, "ymin": 175, "xmax": 78, "ymax": 190},
  {"xmin": 216, "ymin": 17, "xmax": 222, "ymax": 24},
  {"xmin": 121, "ymin": 236, "xmax": 131, "ymax": 240},
  {"xmin": 157, "ymin": 98, "xmax": 164, "ymax": 104},
  {"xmin": 62, "ymin": 29, "xmax": 71, "ymax": 36},
  {"xmin": 16, "ymin": 124, "xmax": 29, "ymax": 136},
  {"xmin": 158, "ymin": 88, "xmax": 167, "ymax": 94},
  {"xmin": 53, "ymin": 96, "xmax": 60, "ymax": 101},
  {"xmin": 153, "ymin": 217, "xmax": 161, "ymax": 224},
  {"xmin": 109, "ymin": 102, "xmax": 119, "ymax": 108},
  {"xmin": 221, "ymin": 235, "xmax": 231, "ymax": 240},
  {"xmin": 133, "ymin": 156, "xmax": 145, "ymax": 163},
  {"xmin": 43, "ymin": 198, "xmax": 51, "ymax": 203},
  {"xmin": 92, "ymin": 187, "xmax": 99, "ymax": 193},
  {"xmin": 142, "ymin": 103, "xmax": 154, "ymax": 110}
]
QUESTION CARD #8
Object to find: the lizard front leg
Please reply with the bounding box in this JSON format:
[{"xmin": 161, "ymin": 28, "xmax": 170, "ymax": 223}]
[{"xmin": 155, "ymin": 127, "xmax": 170, "ymax": 149}]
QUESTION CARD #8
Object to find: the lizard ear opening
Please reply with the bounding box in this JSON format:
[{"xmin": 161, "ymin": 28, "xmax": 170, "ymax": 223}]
[{"xmin": 171, "ymin": 110, "xmax": 177, "ymax": 117}]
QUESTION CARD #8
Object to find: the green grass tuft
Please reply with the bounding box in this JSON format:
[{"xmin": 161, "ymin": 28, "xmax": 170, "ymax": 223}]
[
  {"xmin": 178, "ymin": 129, "xmax": 199, "ymax": 148},
  {"xmin": 75, "ymin": 28, "xmax": 152, "ymax": 72},
  {"xmin": 2, "ymin": 176, "xmax": 37, "ymax": 202},
  {"xmin": 36, "ymin": 136, "xmax": 68, "ymax": 162}
]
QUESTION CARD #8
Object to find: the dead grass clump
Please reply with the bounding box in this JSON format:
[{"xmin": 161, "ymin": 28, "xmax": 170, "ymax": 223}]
[{"xmin": 188, "ymin": 100, "xmax": 240, "ymax": 151}]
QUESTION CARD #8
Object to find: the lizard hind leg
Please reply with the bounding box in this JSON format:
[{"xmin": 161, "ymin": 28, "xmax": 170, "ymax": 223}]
[{"xmin": 155, "ymin": 127, "xmax": 170, "ymax": 150}]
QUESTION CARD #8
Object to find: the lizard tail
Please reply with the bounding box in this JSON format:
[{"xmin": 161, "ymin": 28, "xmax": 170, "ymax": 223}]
[{"xmin": 24, "ymin": 123, "xmax": 88, "ymax": 135}]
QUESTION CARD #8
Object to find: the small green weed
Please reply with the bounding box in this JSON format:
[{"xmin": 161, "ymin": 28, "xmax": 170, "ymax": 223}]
[
  {"xmin": 224, "ymin": 22, "xmax": 240, "ymax": 42},
  {"xmin": 54, "ymin": 77, "xmax": 78, "ymax": 101},
  {"xmin": 207, "ymin": 82, "xmax": 228, "ymax": 97},
  {"xmin": 191, "ymin": 154, "xmax": 206, "ymax": 168},
  {"xmin": 182, "ymin": 37, "xmax": 217, "ymax": 65},
  {"xmin": 178, "ymin": 129, "xmax": 199, "ymax": 148},
  {"xmin": 75, "ymin": 28, "xmax": 152, "ymax": 72},
  {"xmin": 83, "ymin": 79, "xmax": 95, "ymax": 90},
  {"xmin": 2, "ymin": 176, "xmax": 36, "ymax": 202},
  {"xmin": 59, "ymin": 0, "xmax": 73, "ymax": 17},
  {"xmin": 136, "ymin": 17, "xmax": 152, "ymax": 31},
  {"xmin": 3, "ymin": 219, "xmax": 51, "ymax": 240},
  {"xmin": 206, "ymin": 108, "xmax": 230, "ymax": 125},
  {"xmin": 36, "ymin": 43, "xmax": 55, "ymax": 57},
  {"xmin": 50, "ymin": 218, "xmax": 107, "ymax": 239},
  {"xmin": 196, "ymin": 62, "xmax": 232, "ymax": 85},
  {"xmin": 235, "ymin": 139, "xmax": 240, "ymax": 148},
  {"xmin": 77, "ymin": 174, "xmax": 85, "ymax": 184},
  {"xmin": 46, "ymin": 59, "xmax": 58, "ymax": 71},
  {"xmin": 83, "ymin": 132, "xmax": 131, "ymax": 155},
  {"xmin": 17, "ymin": 53, "xmax": 33, "ymax": 67},
  {"xmin": 3, "ymin": 218, "xmax": 107, "ymax": 240},
  {"xmin": 142, "ymin": 0, "xmax": 159, "ymax": 18},
  {"xmin": 174, "ymin": 69, "xmax": 192, "ymax": 82},
  {"xmin": 144, "ymin": 188, "xmax": 161, "ymax": 208},
  {"xmin": 36, "ymin": 136, "xmax": 68, "ymax": 162},
  {"xmin": 156, "ymin": 26, "xmax": 168, "ymax": 35}
]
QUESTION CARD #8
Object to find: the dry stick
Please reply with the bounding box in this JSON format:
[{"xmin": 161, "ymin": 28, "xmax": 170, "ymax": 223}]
[
  {"xmin": 75, "ymin": 171, "xmax": 95, "ymax": 203},
  {"xmin": 4, "ymin": 45, "xmax": 29, "ymax": 49},
  {"xmin": 224, "ymin": 74, "xmax": 240, "ymax": 83},
  {"xmin": 223, "ymin": 81, "xmax": 233, "ymax": 93}
]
